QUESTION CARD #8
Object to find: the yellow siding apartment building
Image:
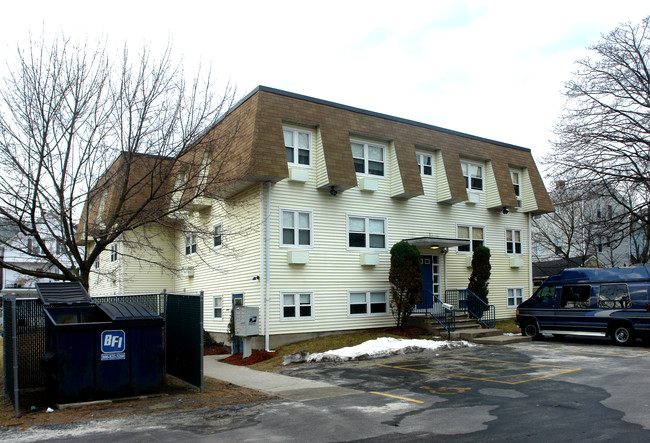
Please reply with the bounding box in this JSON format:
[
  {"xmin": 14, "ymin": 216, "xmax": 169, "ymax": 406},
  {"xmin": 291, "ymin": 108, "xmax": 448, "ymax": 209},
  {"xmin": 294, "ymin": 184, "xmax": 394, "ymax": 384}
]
[{"xmin": 88, "ymin": 86, "xmax": 553, "ymax": 348}]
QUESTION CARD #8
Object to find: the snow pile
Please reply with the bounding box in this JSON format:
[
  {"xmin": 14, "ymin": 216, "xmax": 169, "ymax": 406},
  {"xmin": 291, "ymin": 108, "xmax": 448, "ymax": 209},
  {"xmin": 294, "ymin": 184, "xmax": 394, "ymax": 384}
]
[{"xmin": 282, "ymin": 337, "xmax": 475, "ymax": 365}]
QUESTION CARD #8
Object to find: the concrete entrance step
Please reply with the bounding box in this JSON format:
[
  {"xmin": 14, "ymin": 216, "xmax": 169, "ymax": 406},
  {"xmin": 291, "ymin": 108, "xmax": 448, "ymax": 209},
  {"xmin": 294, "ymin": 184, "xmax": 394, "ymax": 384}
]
[
  {"xmin": 450, "ymin": 328, "xmax": 503, "ymax": 340},
  {"xmin": 472, "ymin": 334, "xmax": 532, "ymax": 345}
]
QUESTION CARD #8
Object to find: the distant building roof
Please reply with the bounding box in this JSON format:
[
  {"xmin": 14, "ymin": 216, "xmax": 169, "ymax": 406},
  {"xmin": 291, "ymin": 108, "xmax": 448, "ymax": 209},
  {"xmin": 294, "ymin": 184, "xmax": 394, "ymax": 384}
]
[{"xmin": 532, "ymin": 256, "xmax": 594, "ymax": 281}]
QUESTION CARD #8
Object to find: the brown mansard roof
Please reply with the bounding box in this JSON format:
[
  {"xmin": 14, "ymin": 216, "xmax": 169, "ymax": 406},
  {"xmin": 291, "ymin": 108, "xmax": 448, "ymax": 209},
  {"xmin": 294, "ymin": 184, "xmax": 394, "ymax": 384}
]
[{"xmin": 80, "ymin": 86, "xmax": 553, "ymax": 237}]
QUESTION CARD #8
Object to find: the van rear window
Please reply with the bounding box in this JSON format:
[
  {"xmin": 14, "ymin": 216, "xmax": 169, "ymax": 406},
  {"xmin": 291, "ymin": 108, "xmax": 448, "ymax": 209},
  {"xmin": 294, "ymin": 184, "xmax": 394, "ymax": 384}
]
[
  {"xmin": 560, "ymin": 285, "xmax": 591, "ymax": 308},
  {"xmin": 598, "ymin": 284, "xmax": 631, "ymax": 309}
]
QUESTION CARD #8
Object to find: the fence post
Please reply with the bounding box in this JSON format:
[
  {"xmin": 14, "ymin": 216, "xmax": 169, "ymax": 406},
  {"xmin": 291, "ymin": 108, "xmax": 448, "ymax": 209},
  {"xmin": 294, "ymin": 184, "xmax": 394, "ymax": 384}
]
[{"xmin": 10, "ymin": 296, "xmax": 20, "ymax": 418}]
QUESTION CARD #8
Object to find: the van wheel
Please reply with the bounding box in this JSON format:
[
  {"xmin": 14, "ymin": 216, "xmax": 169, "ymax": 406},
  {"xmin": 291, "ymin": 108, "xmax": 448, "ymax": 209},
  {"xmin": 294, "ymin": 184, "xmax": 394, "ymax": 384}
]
[
  {"xmin": 522, "ymin": 322, "xmax": 540, "ymax": 339},
  {"xmin": 611, "ymin": 324, "xmax": 634, "ymax": 346}
]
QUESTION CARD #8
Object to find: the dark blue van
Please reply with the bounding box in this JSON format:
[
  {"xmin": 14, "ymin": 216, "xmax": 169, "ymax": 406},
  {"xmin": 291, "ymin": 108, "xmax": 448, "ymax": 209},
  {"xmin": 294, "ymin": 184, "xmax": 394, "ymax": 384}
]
[{"xmin": 516, "ymin": 266, "xmax": 650, "ymax": 345}]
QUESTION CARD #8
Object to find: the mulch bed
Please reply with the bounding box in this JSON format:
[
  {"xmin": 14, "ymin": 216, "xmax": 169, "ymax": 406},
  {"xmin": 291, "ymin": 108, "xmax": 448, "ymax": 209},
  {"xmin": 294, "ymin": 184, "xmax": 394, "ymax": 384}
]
[{"xmin": 383, "ymin": 326, "xmax": 429, "ymax": 338}]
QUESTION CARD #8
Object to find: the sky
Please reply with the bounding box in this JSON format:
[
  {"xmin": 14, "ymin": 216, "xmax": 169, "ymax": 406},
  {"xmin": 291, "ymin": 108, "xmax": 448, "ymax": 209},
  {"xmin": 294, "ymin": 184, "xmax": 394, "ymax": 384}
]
[{"xmin": 1, "ymin": 1, "xmax": 649, "ymax": 176}]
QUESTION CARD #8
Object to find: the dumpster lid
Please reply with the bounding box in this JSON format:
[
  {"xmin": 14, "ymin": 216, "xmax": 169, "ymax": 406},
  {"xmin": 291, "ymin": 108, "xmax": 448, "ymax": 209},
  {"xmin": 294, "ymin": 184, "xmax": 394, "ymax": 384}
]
[
  {"xmin": 99, "ymin": 302, "xmax": 161, "ymax": 321},
  {"xmin": 36, "ymin": 282, "xmax": 93, "ymax": 306}
]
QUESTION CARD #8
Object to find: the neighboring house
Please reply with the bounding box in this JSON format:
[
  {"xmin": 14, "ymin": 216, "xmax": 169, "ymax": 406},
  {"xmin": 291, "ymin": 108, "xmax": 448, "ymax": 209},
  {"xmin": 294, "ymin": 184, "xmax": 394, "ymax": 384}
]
[
  {"xmin": 85, "ymin": 86, "xmax": 553, "ymax": 348},
  {"xmin": 532, "ymin": 181, "xmax": 632, "ymax": 268},
  {"xmin": 532, "ymin": 256, "xmax": 599, "ymax": 290},
  {"xmin": 0, "ymin": 221, "xmax": 67, "ymax": 295}
]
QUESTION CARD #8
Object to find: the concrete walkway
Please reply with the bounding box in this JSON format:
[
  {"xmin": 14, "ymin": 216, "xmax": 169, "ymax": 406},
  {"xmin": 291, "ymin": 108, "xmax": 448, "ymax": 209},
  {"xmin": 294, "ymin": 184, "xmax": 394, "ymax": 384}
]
[{"xmin": 203, "ymin": 356, "xmax": 359, "ymax": 402}]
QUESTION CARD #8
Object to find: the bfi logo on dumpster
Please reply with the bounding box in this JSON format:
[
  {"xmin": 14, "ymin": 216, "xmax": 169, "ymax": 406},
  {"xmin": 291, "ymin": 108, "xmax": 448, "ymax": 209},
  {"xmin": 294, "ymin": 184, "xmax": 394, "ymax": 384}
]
[{"xmin": 100, "ymin": 330, "xmax": 126, "ymax": 361}]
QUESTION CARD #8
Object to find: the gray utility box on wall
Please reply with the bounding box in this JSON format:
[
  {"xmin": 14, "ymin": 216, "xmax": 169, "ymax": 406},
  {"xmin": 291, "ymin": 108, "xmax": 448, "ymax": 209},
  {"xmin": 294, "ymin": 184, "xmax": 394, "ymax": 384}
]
[{"xmin": 234, "ymin": 305, "xmax": 259, "ymax": 337}]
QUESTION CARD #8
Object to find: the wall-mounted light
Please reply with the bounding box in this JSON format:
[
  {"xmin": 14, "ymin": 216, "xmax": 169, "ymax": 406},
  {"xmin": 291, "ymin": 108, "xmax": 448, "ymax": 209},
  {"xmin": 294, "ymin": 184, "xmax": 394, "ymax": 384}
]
[
  {"xmin": 252, "ymin": 275, "xmax": 260, "ymax": 281},
  {"xmin": 330, "ymin": 186, "xmax": 337, "ymax": 196},
  {"xmin": 502, "ymin": 207, "xmax": 509, "ymax": 215},
  {"xmin": 430, "ymin": 245, "xmax": 439, "ymax": 250}
]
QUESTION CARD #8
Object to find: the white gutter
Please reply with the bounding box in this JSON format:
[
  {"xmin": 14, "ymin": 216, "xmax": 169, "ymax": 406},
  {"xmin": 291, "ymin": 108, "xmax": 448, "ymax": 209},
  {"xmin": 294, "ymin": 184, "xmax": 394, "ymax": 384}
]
[
  {"xmin": 528, "ymin": 212, "xmax": 533, "ymax": 297},
  {"xmin": 265, "ymin": 182, "xmax": 272, "ymax": 351},
  {"xmin": 259, "ymin": 184, "xmax": 266, "ymax": 350}
]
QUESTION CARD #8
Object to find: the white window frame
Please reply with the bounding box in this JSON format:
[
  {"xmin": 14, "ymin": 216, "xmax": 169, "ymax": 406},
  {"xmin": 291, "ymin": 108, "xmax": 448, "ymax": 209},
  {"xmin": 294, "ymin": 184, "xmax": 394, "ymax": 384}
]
[
  {"xmin": 280, "ymin": 291, "xmax": 315, "ymax": 321},
  {"xmin": 213, "ymin": 296, "xmax": 223, "ymax": 319},
  {"xmin": 456, "ymin": 224, "xmax": 485, "ymax": 254},
  {"xmin": 510, "ymin": 170, "xmax": 521, "ymax": 197},
  {"xmin": 505, "ymin": 229, "xmax": 522, "ymax": 255},
  {"xmin": 416, "ymin": 152, "xmax": 433, "ymax": 177},
  {"xmin": 94, "ymin": 256, "xmax": 100, "ymax": 269},
  {"xmin": 347, "ymin": 215, "xmax": 387, "ymax": 250},
  {"xmin": 507, "ymin": 287, "xmax": 524, "ymax": 308},
  {"xmin": 213, "ymin": 223, "xmax": 223, "ymax": 249},
  {"xmin": 185, "ymin": 234, "xmax": 197, "ymax": 256},
  {"xmin": 348, "ymin": 290, "xmax": 389, "ymax": 317},
  {"xmin": 283, "ymin": 126, "xmax": 312, "ymax": 167},
  {"xmin": 351, "ymin": 140, "xmax": 385, "ymax": 177},
  {"xmin": 280, "ymin": 209, "xmax": 313, "ymax": 248},
  {"xmin": 110, "ymin": 243, "xmax": 118, "ymax": 262},
  {"xmin": 461, "ymin": 160, "xmax": 484, "ymax": 191}
]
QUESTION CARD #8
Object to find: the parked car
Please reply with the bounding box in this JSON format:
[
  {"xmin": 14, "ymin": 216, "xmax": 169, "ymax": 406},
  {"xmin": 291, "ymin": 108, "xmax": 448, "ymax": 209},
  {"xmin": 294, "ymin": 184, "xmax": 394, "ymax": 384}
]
[{"xmin": 516, "ymin": 266, "xmax": 650, "ymax": 345}]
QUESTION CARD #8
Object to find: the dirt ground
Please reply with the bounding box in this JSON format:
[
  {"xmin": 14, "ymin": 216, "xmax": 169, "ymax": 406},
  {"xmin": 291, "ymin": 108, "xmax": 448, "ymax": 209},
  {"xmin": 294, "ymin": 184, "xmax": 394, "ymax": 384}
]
[{"xmin": 0, "ymin": 373, "xmax": 274, "ymax": 431}]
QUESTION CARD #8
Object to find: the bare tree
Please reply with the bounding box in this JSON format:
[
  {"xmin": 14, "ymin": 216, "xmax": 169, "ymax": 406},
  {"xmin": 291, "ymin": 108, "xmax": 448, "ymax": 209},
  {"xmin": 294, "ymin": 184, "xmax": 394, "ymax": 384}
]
[
  {"xmin": 0, "ymin": 35, "xmax": 240, "ymax": 288},
  {"xmin": 532, "ymin": 181, "xmax": 629, "ymax": 267},
  {"xmin": 547, "ymin": 16, "xmax": 650, "ymax": 264}
]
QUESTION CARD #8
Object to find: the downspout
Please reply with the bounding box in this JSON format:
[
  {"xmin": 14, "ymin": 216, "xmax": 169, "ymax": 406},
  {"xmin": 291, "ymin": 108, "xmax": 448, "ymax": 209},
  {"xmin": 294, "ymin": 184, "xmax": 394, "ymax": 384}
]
[
  {"xmin": 265, "ymin": 182, "xmax": 272, "ymax": 351},
  {"xmin": 528, "ymin": 213, "xmax": 533, "ymax": 297},
  {"xmin": 259, "ymin": 184, "xmax": 266, "ymax": 350}
]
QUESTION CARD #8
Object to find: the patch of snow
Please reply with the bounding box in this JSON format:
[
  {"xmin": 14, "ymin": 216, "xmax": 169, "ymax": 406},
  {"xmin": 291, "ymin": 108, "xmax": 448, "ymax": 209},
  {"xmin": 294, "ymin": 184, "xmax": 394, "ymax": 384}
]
[{"xmin": 283, "ymin": 337, "xmax": 475, "ymax": 365}]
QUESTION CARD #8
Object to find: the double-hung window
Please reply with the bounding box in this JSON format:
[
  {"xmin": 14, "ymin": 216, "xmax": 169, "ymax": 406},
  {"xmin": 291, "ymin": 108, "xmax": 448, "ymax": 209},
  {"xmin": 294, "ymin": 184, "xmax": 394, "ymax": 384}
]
[
  {"xmin": 110, "ymin": 243, "xmax": 118, "ymax": 262},
  {"xmin": 510, "ymin": 170, "xmax": 521, "ymax": 197},
  {"xmin": 416, "ymin": 152, "xmax": 433, "ymax": 177},
  {"xmin": 284, "ymin": 127, "xmax": 311, "ymax": 166},
  {"xmin": 281, "ymin": 210, "xmax": 312, "ymax": 247},
  {"xmin": 461, "ymin": 161, "xmax": 483, "ymax": 191},
  {"xmin": 457, "ymin": 225, "xmax": 484, "ymax": 253},
  {"xmin": 213, "ymin": 224, "xmax": 223, "ymax": 248},
  {"xmin": 506, "ymin": 229, "xmax": 522, "ymax": 254},
  {"xmin": 349, "ymin": 291, "xmax": 388, "ymax": 316},
  {"xmin": 213, "ymin": 296, "xmax": 223, "ymax": 319},
  {"xmin": 185, "ymin": 234, "xmax": 197, "ymax": 256},
  {"xmin": 281, "ymin": 292, "xmax": 314, "ymax": 320},
  {"xmin": 351, "ymin": 141, "xmax": 385, "ymax": 176},
  {"xmin": 348, "ymin": 216, "xmax": 386, "ymax": 249},
  {"xmin": 507, "ymin": 288, "xmax": 524, "ymax": 308}
]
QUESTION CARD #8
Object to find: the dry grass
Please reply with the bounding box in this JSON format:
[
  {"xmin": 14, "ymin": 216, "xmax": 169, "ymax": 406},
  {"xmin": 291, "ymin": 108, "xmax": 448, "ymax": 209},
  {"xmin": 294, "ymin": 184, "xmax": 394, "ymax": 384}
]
[
  {"xmin": 250, "ymin": 329, "xmax": 427, "ymax": 372},
  {"xmin": 495, "ymin": 319, "xmax": 520, "ymax": 334}
]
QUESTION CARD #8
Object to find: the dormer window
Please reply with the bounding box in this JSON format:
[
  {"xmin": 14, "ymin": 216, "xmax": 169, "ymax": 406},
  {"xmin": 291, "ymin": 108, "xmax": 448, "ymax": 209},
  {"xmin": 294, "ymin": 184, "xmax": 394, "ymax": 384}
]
[
  {"xmin": 511, "ymin": 170, "xmax": 521, "ymax": 197},
  {"xmin": 351, "ymin": 141, "xmax": 384, "ymax": 176},
  {"xmin": 284, "ymin": 127, "xmax": 311, "ymax": 166},
  {"xmin": 461, "ymin": 161, "xmax": 483, "ymax": 191},
  {"xmin": 416, "ymin": 152, "xmax": 433, "ymax": 177}
]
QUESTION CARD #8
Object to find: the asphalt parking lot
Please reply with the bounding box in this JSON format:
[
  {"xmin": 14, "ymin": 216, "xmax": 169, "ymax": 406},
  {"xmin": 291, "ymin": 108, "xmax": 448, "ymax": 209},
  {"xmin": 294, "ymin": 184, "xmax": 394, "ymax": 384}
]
[
  {"xmin": 7, "ymin": 337, "xmax": 650, "ymax": 442},
  {"xmin": 273, "ymin": 337, "xmax": 650, "ymax": 441}
]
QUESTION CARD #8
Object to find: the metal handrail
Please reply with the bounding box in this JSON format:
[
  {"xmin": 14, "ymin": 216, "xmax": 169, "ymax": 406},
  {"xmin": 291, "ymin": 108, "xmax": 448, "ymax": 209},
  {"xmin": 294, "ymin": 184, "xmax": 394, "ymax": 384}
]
[
  {"xmin": 413, "ymin": 290, "xmax": 456, "ymax": 333},
  {"xmin": 445, "ymin": 289, "xmax": 495, "ymax": 328}
]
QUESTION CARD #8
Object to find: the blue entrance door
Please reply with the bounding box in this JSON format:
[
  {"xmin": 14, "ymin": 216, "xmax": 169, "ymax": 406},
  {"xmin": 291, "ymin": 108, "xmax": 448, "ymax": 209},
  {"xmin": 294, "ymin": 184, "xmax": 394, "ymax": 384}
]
[
  {"xmin": 418, "ymin": 256, "xmax": 434, "ymax": 310},
  {"xmin": 418, "ymin": 255, "xmax": 440, "ymax": 310}
]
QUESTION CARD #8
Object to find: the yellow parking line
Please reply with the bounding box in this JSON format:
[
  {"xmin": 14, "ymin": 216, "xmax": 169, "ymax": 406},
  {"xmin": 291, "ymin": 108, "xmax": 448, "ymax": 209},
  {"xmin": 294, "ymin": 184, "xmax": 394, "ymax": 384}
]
[
  {"xmin": 378, "ymin": 356, "xmax": 581, "ymax": 385},
  {"xmin": 369, "ymin": 391, "xmax": 424, "ymax": 404}
]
